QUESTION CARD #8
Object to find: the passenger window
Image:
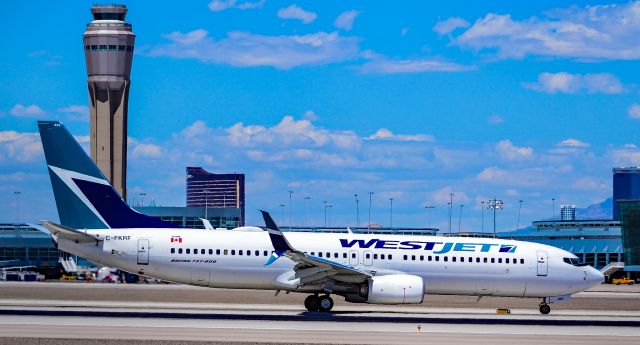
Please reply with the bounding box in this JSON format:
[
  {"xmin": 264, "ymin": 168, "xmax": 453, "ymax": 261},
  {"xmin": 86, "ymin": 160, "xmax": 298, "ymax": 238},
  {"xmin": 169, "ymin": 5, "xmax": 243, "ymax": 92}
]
[
  {"xmin": 498, "ymin": 258, "xmax": 502, "ymax": 263},
  {"xmin": 224, "ymin": 249, "xmax": 228, "ymax": 255},
  {"xmin": 171, "ymin": 248, "xmax": 175, "ymax": 254},
  {"xmin": 343, "ymin": 253, "xmax": 347, "ymax": 259},
  {"xmin": 264, "ymin": 251, "xmax": 268, "ymax": 256},
  {"xmin": 476, "ymin": 257, "xmax": 480, "ymax": 263},
  {"xmin": 186, "ymin": 249, "xmax": 191, "ymax": 254},
  {"xmin": 388, "ymin": 254, "xmax": 392, "ymax": 260},
  {"xmin": 373, "ymin": 254, "xmax": 378, "ymax": 260},
  {"xmin": 231, "ymin": 250, "xmax": 236, "ymax": 255},
  {"xmin": 311, "ymin": 252, "xmax": 316, "ymax": 256},
  {"xmin": 444, "ymin": 256, "xmax": 448, "ymax": 262},
  {"xmin": 381, "ymin": 254, "xmax": 385, "ymax": 260},
  {"xmin": 483, "ymin": 257, "xmax": 488, "ymax": 263},
  {"xmin": 319, "ymin": 252, "xmax": 323, "ymax": 258},
  {"xmin": 520, "ymin": 259, "xmax": 524, "ymax": 264},
  {"xmin": 216, "ymin": 249, "xmax": 220, "ymax": 255},
  {"xmin": 506, "ymin": 258, "xmax": 509, "ymax": 264},
  {"xmin": 435, "ymin": 256, "xmax": 440, "ymax": 262},
  {"xmin": 452, "ymin": 257, "xmax": 457, "ymax": 262},
  {"xmin": 255, "ymin": 250, "xmax": 259, "ymax": 256},
  {"xmin": 469, "ymin": 257, "xmax": 472, "ymax": 262},
  {"xmin": 366, "ymin": 253, "xmax": 371, "ymax": 259},
  {"xmin": 352, "ymin": 253, "xmax": 356, "ymax": 259},
  {"xmin": 178, "ymin": 248, "xmax": 183, "ymax": 254},
  {"xmin": 194, "ymin": 248, "xmax": 198, "ymax": 254},
  {"xmin": 247, "ymin": 250, "xmax": 251, "ymax": 256},
  {"xmin": 428, "ymin": 256, "xmax": 432, "ymax": 261},
  {"xmin": 491, "ymin": 258, "xmax": 495, "ymax": 263},
  {"xmin": 239, "ymin": 250, "xmax": 243, "ymax": 255},
  {"xmin": 411, "ymin": 255, "xmax": 416, "ymax": 261},
  {"xmin": 403, "ymin": 255, "xmax": 408, "ymax": 261},
  {"xmin": 326, "ymin": 252, "xmax": 330, "ymax": 258}
]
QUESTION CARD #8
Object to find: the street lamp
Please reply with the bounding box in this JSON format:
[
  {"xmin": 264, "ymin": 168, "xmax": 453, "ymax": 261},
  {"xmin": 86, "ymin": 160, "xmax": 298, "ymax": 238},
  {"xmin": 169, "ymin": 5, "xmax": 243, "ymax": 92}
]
[
  {"xmin": 517, "ymin": 200, "xmax": 524, "ymax": 230},
  {"xmin": 139, "ymin": 192, "xmax": 146, "ymax": 207},
  {"xmin": 552, "ymin": 198, "xmax": 556, "ymax": 219},
  {"xmin": 304, "ymin": 196, "xmax": 311, "ymax": 227},
  {"xmin": 368, "ymin": 192, "xmax": 374, "ymax": 231},
  {"xmin": 354, "ymin": 194, "xmax": 359, "ymax": 228},
  {"xmin": 487, "ymin": 198, "xmax": 504, "ymax": 238},
  {"xmin": 481, "ymin": 201, "xmax": 485, "ymax": 234},
  {"xmin": 323, "ymin": 201, "xmax": 328, "ymax": 227},
  {"xmin": 328, "ymin": 205, "xmax": 333, "ymax": 227},
  {"xmin": 448, "ymin": 193, "xmax": 454, "ymax": 236},
  {"xmin": 425, "ymin": 205, "xmax": 435, "ymax": 228},
  {"xmin": 14, "ymin": 191, "xmax": 21, "ymax": 224},
  {"xmin": 389, "ymin": 198, "xmax": 394, "ymax": 228},
  {"xmin": 288, "ymin": 190, "xmax": 293, "ymax": 229},
  {"xmin": 279, "ymin": 204, "xmax": 286, "ymax": 226},
  {"xmin": 458, "ymin": 204, "xmax": 464, "ymax": 232}
]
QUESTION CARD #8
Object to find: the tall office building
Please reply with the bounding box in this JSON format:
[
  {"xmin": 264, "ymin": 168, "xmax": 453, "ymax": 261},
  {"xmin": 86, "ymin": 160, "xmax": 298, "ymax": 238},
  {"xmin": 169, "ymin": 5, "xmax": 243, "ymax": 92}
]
[
  {"xmin": 186, "ymin": 167, "xmax": 245, "ymax": 226},
  {"xmin": 560, "ymin": 205, "xmax": 576, "ymax": 221},
  {"xmin": 83, "ymin": 4, "xmax": 135, "ymax": 199},
  {"xmin": 613, "ymin": 167, "xmax": 640, "ymax": 220}
]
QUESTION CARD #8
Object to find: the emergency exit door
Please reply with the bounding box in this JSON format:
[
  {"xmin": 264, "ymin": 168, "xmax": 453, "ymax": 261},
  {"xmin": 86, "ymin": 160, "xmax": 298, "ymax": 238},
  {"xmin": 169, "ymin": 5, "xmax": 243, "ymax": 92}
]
[
  {"xmin": 137, "ymin": 239, "xmax": 149, "ymax": 265},
  {"xmin": 537, "ymin": 250, "xmax": 548, "ymax": 276}
]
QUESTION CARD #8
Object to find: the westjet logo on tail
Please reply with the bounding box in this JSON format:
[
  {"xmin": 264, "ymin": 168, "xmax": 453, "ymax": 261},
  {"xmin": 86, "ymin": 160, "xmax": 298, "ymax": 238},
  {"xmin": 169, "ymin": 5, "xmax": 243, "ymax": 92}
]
[{"xmin": 339, "ymin": 239, "xmax": 517, "ymax": 254}]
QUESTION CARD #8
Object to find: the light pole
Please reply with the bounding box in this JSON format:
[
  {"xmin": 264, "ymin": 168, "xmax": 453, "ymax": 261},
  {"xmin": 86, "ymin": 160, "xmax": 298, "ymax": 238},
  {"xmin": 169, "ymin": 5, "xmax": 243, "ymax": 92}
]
[
  {"xmin": 323, "ymin": 201, "xmax": 328, "ymax": 227},
  {"xmin": 487, "ymin": 198, "xmax": 504, "ymax": 238},
  {"xmin": 481, "ymin": 201, "xmax": 485, "ymax": 234},
  {"xmin": 425, "ymin": 205, "xmax": 435, "ymax": 228},
  {"xmin": 448, "ymin": 193, "xmax": 454, "ymax": 236},
  {"xmin": 552, "ymin": 198, "xmax": 556, "ymax": 219},
  {"xmin": 14, "ymin": 191, "xmax": 20, "ymax": 224},
  {"xmin": 279, "ymin": 204, "xmax": 286, "ymax": 226},
  {"xmin": 389, "ymin": 198, "xmax": 394, "ymax": 228},
  {"xmin": 458, "ymin": 204, "xmax": 464, "ymax": 232},
  {"xmin": 139, "ymin": 192, "xmax": 146, "ymax": 207},
  {"xmin": 288, "ymin": 190, "xmax": 293, "ymax": 229},
  {"xmin": 368, "ymin": 192, "xmax": 374, "ymax": 231},
  {"xmin": 517, "ymin": 200, "xmax": 524, "ymax": 230},
  {"xmin": 354, "ymin": 194, "xmax": 359, "ymax": 228},
  {"xmin": 328, "ymin": 205, "xmax": 333, "ymax": 227},
  {"xmin": 304, "ymin": 196, "xmax": 310, "ymax": 227}
]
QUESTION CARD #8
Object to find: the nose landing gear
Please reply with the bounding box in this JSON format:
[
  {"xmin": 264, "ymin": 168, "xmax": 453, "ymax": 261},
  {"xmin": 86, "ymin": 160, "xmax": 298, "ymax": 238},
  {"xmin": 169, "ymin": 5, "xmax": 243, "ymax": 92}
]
[
  {"xmin": 304, "ymin": 294, "xmax": 334, "ymax": 312},
  {"xmin": 539, "ymin": 300, "xmax": 551, "ymax": 314}
]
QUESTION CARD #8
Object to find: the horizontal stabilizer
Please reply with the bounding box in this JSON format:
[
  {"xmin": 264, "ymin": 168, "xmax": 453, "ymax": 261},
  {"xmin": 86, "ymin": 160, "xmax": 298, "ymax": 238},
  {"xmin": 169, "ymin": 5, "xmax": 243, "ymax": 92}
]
[{"xmin": 40, "ymin": 220, "xmax": 102, "ymax": 244}]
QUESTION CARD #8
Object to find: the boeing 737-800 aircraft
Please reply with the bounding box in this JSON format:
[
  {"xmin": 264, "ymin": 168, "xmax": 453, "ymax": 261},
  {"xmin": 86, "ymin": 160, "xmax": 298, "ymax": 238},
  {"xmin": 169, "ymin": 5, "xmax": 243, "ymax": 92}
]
[{"xmin": 37, "ymin": 121, "xmax": 603, "ymax": 314}]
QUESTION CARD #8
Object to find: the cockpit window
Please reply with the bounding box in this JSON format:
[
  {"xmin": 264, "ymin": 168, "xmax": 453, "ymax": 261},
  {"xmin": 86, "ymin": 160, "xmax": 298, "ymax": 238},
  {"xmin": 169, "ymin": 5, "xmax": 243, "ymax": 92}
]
[{"xmin": 563, "ymin": 257, "xmax": 587, "ymax": 266}]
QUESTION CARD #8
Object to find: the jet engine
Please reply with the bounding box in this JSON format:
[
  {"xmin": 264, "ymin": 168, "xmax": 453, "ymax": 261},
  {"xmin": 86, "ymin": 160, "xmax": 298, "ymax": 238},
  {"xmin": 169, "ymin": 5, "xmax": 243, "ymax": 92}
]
[{"xmin": 358, "ymin": 274, "xmax": 424, "ymax": 304}]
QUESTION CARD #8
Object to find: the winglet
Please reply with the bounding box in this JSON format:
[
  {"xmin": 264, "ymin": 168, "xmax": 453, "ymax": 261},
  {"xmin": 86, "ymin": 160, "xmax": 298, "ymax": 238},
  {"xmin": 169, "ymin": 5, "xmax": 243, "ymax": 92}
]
[{"xmin": 260, "ymin": 210, "xmax": 295, "ymax": 265}]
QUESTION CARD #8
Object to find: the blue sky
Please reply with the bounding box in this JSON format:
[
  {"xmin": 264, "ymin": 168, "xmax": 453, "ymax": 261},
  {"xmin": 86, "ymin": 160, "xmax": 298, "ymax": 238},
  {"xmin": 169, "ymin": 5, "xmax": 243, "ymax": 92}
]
[{"xmin": 1, "ymin": 1, "xmax": 640, "ymax": 231}]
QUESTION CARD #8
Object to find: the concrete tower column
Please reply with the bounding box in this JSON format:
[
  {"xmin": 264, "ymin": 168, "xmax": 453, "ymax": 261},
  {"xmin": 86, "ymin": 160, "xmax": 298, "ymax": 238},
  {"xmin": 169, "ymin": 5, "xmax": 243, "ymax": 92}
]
[{"xmin": 83, "ymin": 4, "xmax": 135, "ymax": 200}]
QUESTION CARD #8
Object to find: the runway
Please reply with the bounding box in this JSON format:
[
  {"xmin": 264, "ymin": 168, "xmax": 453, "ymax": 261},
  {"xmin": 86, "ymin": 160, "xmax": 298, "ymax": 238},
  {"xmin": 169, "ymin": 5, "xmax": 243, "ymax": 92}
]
[{"xmin": 1, "ymin": 282, "xmax": 639, "ymax": 344}]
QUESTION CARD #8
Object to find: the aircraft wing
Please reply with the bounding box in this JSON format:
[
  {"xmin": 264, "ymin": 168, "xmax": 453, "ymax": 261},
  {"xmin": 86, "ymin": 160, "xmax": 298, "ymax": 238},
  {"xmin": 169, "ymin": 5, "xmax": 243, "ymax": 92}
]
[
  {"xmin": 261, "ymin": 210, "xmax": 372, "ymax": 286},
  {"xmin": 40, "ymin": 221, "xmax": 103, "ymax": 244}
]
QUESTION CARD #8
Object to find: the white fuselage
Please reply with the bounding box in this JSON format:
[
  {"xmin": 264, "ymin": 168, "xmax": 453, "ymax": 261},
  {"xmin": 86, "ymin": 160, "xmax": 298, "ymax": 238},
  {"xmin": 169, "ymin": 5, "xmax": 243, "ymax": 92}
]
[{"xmin": 56, "ymin": 228, "xmax": 603, "ymax": 299}]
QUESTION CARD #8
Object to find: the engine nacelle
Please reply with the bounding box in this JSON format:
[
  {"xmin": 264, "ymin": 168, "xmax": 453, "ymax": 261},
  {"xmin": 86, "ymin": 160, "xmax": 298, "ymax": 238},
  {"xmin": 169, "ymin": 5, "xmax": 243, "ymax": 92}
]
[{"xmin": 360, "ymin": 274, "xmax": 424, "ymax": 304}]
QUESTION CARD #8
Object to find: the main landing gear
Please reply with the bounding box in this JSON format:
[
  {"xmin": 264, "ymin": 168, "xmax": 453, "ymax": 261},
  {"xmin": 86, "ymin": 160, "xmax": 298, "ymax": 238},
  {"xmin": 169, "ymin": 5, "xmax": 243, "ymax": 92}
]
[
  {"xmin": 304, "ymin": 294, "xmax": 334, "ymax": 312},
  {"xmin": 539, "ymin": 300, "xmax": 551, "ymax": 315}
]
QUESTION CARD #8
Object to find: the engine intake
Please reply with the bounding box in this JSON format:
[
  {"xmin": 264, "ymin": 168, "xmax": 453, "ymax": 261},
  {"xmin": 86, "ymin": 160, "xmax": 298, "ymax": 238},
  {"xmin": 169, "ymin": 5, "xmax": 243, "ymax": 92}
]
[{"xmin": 360, "ymin": 274, "xmax": 424, "ymax": 304}]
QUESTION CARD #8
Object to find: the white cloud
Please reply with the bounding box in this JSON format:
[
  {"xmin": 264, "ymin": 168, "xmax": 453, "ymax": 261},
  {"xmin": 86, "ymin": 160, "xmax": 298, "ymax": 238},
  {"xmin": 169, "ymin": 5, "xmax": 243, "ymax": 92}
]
[
  {"xmin": 10, "ymin": 104, "xmax": 46, "ymax": 118},
  {"xmin": 302, "ymin": 110, "xmax": 319, "ymax": 121},
  {"xmin": 334, "ymin": 10, "xmax": 360, "ymax": 31},
  {"xmin": 433, "ymin": 17, "xmax": 470, "ymax": 35},
  {"xmin": 429, "ymin": 187, "xmax": 469, "ymax": 204},
  {"xmin": 524, "ymin": 72, "xmax": 624, "ymax": 94},
  {"xmin": 557, "ymin": 139, "xmax": 589, "ymax": 148},
  {"xmin": 476, "ymin": 166, "xmax": 548, "ymax": 187},
  {"xmin": 146, "ymin": 30, "xmax": 361, "ymax": 69},
  {"xmin": 629, "ymin": 104, "xmax": 640, "ymax": 119},
  {"xmin": 495, "ymin": 140, "xmax": 533, "ymax": 160},
  {"xmin": 277, "ymin": 4, "xmax": 317, "ymax": 24},
  {"xmin": 358, "ymin": 51, "xmax": 475, "ymax": 74},
  {"xmin": 367, "ymin": 128, "xmax": 435, "ymax": 142},
  {"xmin": 449, "ymin": 2, "xmax": 640, "ymax": 60},
  {"xmin": 58, "ymin": 105, "xmax": 89, "ymax": 121},
  {"xmin": 208, "ymin": 0, "xmax": 264, "ymax": 12},
  {"xmin": 131, "ymin": 143, "xmax": 163, "ymax": 158},
  {"xmin": 488, "ymin": 114, "xmax": 503, "ymax": 124},
  {"xmin": 0, "ymin": 131, "xmax": 43, "ymax": 162}
]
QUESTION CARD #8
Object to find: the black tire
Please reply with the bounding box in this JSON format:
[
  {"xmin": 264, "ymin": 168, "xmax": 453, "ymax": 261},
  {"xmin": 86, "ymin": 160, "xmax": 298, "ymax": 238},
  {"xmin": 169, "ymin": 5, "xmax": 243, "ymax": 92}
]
[
  {"xmin": 318, "ymin": 295, "xmax": 334, "ymax": 312},
  {"xmin": 304, "ymin": 295, "xmax": 320, "ymax": 312},
  {"xmin": 539, "ymin": 304, "xmax": 551, "ymax": 315}
]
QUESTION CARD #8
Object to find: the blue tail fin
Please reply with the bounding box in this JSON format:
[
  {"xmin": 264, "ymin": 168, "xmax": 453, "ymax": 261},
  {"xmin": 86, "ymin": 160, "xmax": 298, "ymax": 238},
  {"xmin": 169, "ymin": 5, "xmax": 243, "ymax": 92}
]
[{"xmin": 38, "ymin": 121, "xmax": 178, "ymax": 229}]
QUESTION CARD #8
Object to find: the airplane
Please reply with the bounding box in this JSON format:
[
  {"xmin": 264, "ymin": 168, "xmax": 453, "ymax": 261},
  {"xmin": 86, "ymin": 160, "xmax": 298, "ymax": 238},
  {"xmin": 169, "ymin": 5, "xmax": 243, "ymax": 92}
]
[{"xmin": 37, "ymin": 120, "xmax": 604, "ymax": 314}]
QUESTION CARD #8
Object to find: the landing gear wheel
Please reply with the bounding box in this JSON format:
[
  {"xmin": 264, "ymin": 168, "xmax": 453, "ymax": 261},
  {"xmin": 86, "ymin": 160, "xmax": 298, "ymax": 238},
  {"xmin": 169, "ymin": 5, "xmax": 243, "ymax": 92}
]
[
  {"xmin": 318, "ymin": 295, "xmax": 334, "ymax": 312},
  {"xmin": 304, "ymin": 295, "xmax": 320, "ymax": 312},
  {"xmin": 539, "ymin": 303, "xmax": 551, "ymax": 315}
]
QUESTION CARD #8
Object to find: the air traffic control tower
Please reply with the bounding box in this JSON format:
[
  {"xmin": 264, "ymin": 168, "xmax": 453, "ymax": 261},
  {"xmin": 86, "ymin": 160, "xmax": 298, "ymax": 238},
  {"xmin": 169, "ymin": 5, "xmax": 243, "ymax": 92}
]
[{"xmin": 83, "ymin": 4, "xmax": 135, "ymax": 200}]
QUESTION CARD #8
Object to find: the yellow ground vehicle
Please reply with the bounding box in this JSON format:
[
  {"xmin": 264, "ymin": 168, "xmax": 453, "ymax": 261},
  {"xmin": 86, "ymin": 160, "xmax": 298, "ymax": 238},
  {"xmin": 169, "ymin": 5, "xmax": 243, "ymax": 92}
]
[{"xmin": 612, "ymin": 277, "xmax": 635, "ymax": 285}]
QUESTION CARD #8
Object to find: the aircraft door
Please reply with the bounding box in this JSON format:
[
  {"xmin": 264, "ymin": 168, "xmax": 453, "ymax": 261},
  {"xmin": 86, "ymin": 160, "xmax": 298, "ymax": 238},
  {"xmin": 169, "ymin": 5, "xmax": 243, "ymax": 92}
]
[
  {"xmin": 363, "ymin": 250, "xmax": 373, "ymax": 266},
  {"xmin": 137, "ymin": 239, "xmax": 149, "ymax": 265},
  {"xmin": 537, "ymin": 250, "xmax": 548, "ymax": 276},
  {"xmin": 349, "ymin": 250, "xmax": 358, "ymax": 266}
]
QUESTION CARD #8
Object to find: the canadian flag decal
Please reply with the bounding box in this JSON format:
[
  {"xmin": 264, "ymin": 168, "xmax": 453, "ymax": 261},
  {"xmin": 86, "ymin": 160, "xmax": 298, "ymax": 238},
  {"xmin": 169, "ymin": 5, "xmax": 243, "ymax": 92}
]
[{"xmin": 170, "ymin": 236, "xmax": 182, "ymax": 243}]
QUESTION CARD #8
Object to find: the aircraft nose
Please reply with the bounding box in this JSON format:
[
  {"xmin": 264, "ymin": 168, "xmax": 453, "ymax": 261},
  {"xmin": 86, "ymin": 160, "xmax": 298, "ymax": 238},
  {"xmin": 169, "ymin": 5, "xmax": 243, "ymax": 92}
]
[{"xmin": 586, "ymin": 266, "xmax": 604, "ymax": 285}]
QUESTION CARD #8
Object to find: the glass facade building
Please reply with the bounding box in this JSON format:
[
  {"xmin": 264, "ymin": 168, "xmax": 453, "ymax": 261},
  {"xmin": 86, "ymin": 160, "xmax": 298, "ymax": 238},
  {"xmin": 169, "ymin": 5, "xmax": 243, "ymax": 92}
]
[
  {"xmin": 618, "ymin": 200, "xmax": 640, "ymax": 271},
  {"xmin": 186, "ymin": 167, "xmax": 245, "ymax": 226},
  {"xmin": 613, "ymin": 167, "xmax": 640, "ymax": 220},
  {"xmin": 560, "ymin": 205, "xmax": 576, "ymax": 221}
]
